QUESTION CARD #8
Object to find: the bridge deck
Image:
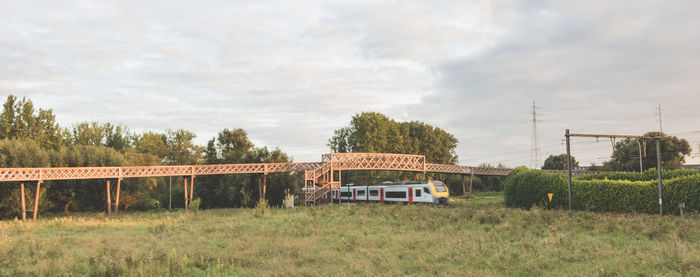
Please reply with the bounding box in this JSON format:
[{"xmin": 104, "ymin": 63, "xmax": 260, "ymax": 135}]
[{"xmin": 0, "ymin": 153, "xmax": 590, "ymax": 182}]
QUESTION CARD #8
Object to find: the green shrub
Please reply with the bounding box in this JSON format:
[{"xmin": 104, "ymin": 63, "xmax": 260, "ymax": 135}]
[
  {"xmin": 504, "ymin": 167, "xmax": 567, "ymax": 209},
  {"xmin": 132, "ymin": 197, "xmax": 161, "ymax": 211},
  {"xmin": 505, "ymin": 168, "xmax": 700, "ymax": 214},
  {"xmin": 576, "ymin": 168, "xmax": 700, "ymax": 182},
  {"xmin": 254, "ymin": 198, "xmax": 268, "ymax": 217},
  {"xmin": 190, "ymin": 198, "xmax": 201, "ymax": 214}
]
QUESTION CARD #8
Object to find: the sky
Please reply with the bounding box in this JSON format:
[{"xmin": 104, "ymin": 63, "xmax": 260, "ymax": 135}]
[{"xmin": 1, "ymin": 0, "xmax": 699, "ymax": 167}]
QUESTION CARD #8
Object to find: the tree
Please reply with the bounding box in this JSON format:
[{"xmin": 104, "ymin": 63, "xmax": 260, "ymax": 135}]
[
  {"xmin": 104, "ymin": 123, "xmax": 131, "ymax": 151},
  {"xmin": 0, "ymin": 95, "xmax": 65, "ymax": 149},
  {"xmin": 328, "ymin": 112, "xmax": 458, "ymax": 164},
  {"xmin": 608, "ymin": 132, "xmax": 691, "ymax": 171},
  {"xmin": 164, "ymin": 129, "xmax": 203, "ymax": 165},
  {"xmin": 542, "ymin": 154, "xmax": 579, "ymax": 170},
  {"xmin": 134, "ymin": 131, "xmax": 168, "ymax": 159},
  {"xmin": 70, "ymin": 122, "xmax": 106, "ymax": 146}
]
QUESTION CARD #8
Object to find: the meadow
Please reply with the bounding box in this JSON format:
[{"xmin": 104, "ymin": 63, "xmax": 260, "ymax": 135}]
[{"xmin": 1, "ymin": 192, "xmax": 698, "ymax": 276}]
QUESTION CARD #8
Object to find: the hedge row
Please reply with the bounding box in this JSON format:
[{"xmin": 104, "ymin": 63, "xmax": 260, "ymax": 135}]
[
  {"xmin": 504, "ymin": 167, "xmax": 700, "ymax": 214},
  {"xmin": 575, "ymin": 168, "xmax": 700, "ymax": 182}
]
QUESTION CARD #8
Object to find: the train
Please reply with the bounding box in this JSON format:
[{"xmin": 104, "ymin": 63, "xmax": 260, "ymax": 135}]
[{"xmin": 330, "ymin": 180, "xmax": 450, "ymax": 205}]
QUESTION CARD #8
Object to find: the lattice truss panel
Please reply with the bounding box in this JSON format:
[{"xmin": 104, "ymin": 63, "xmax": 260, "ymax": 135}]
[
  {"xmin": 0, "ymin": 168, "xmax": 42, "ymax": 181},
  {"xmin": 327, "ymin": 153, "xmax": 426, "ymax": 172},
  {"xmin": 425, "ymin": 164, "xmax": 471, "ymax": 174}
]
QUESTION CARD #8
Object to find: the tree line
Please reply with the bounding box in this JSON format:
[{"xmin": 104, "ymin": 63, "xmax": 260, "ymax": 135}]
[
  {"xmin": 0, "ymin": 97, "xmax": 506, "ymax": 219},
  {"xmin": 0, "ymin": 95, "xmax": 295, "ymax": 218}
]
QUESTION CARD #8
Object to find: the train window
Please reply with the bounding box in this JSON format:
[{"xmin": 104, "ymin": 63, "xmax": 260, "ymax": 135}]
[
  {"xmin": 340, "ymin": 191, "xmax": 351, "ymax": 197},
  {"xmin": 415, "ymin": 189, "xmax": 422, "ymax": 197},
  {"xmin": 369, "ymin": 190, "xmax": 378, "ymax": 196},
  {"xmin": 385, "ymin": 191, "xmax": 406, "ymax": 198},
  {"xmin": 432, "ymin": 182, "xmax": 447, "ymax": 192},
  {"xmin": 423, "ymin": 187, "xmax": 431, "ymax": 194},
  {"xmin": 357, "ymin": 190, "xmax": 366, "ymax": 196}
]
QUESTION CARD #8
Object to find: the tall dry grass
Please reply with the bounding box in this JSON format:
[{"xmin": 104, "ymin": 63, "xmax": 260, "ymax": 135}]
[{"xmin": 0, "ymin": 193, "xmax": 697, "ymax": 276}]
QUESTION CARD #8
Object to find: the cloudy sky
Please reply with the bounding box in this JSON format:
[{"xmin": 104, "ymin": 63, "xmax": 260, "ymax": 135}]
[{"xmin": 1, "ymin": 0, "xmax": 699, "ymax": 167}]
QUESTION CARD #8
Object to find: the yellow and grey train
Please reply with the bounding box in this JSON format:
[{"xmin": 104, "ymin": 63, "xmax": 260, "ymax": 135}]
[{"xmin": 330, "ymin": 180, "xmax": 450, "ymax": 205}]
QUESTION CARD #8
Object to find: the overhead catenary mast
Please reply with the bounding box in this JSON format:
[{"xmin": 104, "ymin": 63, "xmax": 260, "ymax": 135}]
[{"xmin": 656, "ymin": 103, "xmax": 663, "ymax": 133}]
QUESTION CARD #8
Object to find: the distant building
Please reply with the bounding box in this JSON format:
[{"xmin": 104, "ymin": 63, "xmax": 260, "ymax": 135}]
[{"xmin": 682, "ymin": 164, "xmax": 700, "ymax": 170}]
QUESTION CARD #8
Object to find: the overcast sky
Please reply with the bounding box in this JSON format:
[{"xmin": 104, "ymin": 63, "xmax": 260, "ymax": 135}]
[{"xmin": 1, "ymin": 1, "xmax": 699, "ymax": 167}]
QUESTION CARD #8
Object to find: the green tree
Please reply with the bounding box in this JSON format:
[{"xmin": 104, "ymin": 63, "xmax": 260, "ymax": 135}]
[
  {"xmin": 328, "ymin": 112, "xmax": 458, "ymax": 164},
  {"xmin": 165, "ymin": 129, "xmax": 203, "ymax": 165},
  {"xmin": 542, "ymin": 154, "xmax": 579, "ymax": 170},
  {"xmin": 70, "ymin": 122, "xmax": 106, "ymax": 146},
  {"xmin": 134, "ymin": 131, "xmax": 168, "ymax": 159},
  {"xmin": 0, "ymin": 95, "xmax": 17, "ymax": 139},
  {"xmin": 104, "ymin": 123, "xmax": 131, "ymax": 151},
  {"xmin": 608, "ymin": 132, "xmax": 691, "ymax": 171},
  {"xmin": 0, "ymin": 95, "xmax": 65, "ymax": 149}
]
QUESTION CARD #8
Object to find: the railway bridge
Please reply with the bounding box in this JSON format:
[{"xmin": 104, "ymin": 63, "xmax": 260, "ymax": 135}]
[{"xmin": 0, "ymin": 152, "xmax": 591, "ymax": 220}]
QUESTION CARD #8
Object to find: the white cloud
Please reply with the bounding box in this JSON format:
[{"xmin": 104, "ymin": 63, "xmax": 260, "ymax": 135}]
[{"xmin": 0, "ymin": 0, "xmax": 698, "ymax": 166}]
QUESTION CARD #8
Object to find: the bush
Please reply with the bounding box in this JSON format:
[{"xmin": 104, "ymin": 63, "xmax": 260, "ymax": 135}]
[
  {"xmin": 132, "ymin": 197, "xmax": 161, "ymax": 211},
  {"xmin": 189, "ymin": 198, "xmax": 201, "ymax": 214},
  {"xmin": 576, "ymin": 168, "xmax": 700, "ymax": 182},
  {"xmin": 505, "ymin": 168, "xmax": 700, "ymax": 214},
  {"xmin": 254, "ymin": 198, "xmax": 268, "ymax": 217},
  {"xmin": 504, "ymin": 167, "xmax": 567, "ymax": 209}
]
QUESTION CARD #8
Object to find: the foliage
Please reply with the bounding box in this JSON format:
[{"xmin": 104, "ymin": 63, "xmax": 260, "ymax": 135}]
[
  {"xmin": 0, "ymin": 95, "xmax": 65, "ymax": 149},
  {"xmin": 189, "ymin": 198, "xmax": 201, "ymax": 214},
  {"xmin": 199, "ymin": 128, "xmax": 296, "ymax": 208},
  {"xmin": 504, "ymin": 167, "xmax": 568, "ymax": 209},
  {"xmin": 164, "ymin": 129, "xmax": 203, "ymax": 165},
  {"xmin": 240, "ymin": 187, "xmax": 251, "ymax": 208},
  {"xmin": 328, "ymin": 112, "xmax": 458, "ymax": 164},
  {"xmin": 253, "ymin": 198, "xmax": 268, "ymax": 217},
  {"xmin": 0, "ymin": 94, "xmax": 301, "ymax": 217},
  {"xmin": 505, "ymin": 167, "xmax": 700, "ymax": 214},
  {"xmin": 542, "ymin": 154, "xmax": 578, "ymax": 170},
  {"xmin": 575, "ymin": 168, "xmax": 700, "ymax": 181},
  {"xmin": 607, "ymin": 132, "xmax": 691, "ymax": 171},
  {"xmin": 132, "ymin": 197, "xmax": 161, "ymax": 211}
]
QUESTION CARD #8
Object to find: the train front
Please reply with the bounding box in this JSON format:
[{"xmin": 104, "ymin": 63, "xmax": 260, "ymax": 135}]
[{"xmin": 429, "ymin": 181, "xmax": 450, "ymax": 205}]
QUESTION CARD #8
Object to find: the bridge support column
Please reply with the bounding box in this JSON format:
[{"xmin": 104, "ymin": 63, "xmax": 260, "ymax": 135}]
[
  {"xmin": 115, "ymin": 179, "xmax": 121, "ymax": 215},
  {"xmin": 461, "ymin": 175, "xmax": 466, "ymax": 197},
  {"xmin": 184, "ymin": 177, "xmax": 189, "ymax": 211},
  {"xmin": 190, "ymin": 176, "xmax": 195, "ymax": 203},
  {"xmin": 20, "ymin": 183, "xmax": 26, "ymax": 221},
  {"xmin": 106, "ymin": 180, "xmax": 112, "ymax": 216},
  {"xmin": 262, "ymin": 173, "xmax": 266, "ymax": 199},
  {"xmin": 469, "ymin": 172, "xmax": 473, "ymax": 199},
  {"xmin": 33, "ymin": 182, "xmax": 41, "ymax": 221}
]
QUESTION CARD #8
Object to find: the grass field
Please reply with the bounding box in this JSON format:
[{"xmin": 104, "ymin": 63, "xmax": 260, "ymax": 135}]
[{"xmin": 1, "ymin": 192, "xmax": 698, "ymax": 276}]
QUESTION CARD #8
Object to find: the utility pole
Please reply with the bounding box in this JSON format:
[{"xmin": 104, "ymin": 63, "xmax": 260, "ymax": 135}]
[
  {"xmin": 656, "ymin": 133, "xmax": 663, "ymax": 215},
  {"xmin": 565, "ymin": 129, "xmax": 573, "ymax": 210},
  {"xmin": 637, "ymin": 139, "xmax": 643, "ymax": 173},
  {"xmin": 530, "ymin": 102, "xmax": 542, "ymax": 169}
]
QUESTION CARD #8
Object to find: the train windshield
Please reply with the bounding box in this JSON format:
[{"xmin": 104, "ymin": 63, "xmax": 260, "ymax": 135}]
[{"xmin": 432, "ymin": 181, "xmax": 447, "ymax": 192}]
